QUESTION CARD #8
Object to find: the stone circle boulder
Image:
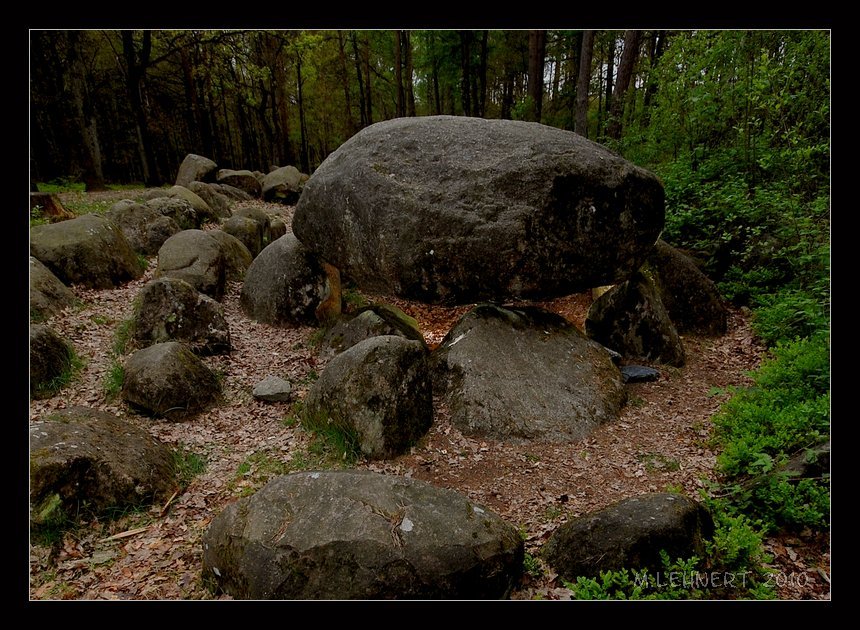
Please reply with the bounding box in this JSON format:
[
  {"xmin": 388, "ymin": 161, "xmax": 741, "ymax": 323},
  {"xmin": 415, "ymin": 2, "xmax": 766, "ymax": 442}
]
[
  {"xmin": 133, "ymin": 277, "xmax": 230, "ymax": 355},
  {"xmin": 222, "ymin": 215, "xmax": 264, "ymax": 258},
  {"xmin": 30, "ymin": 407, "xmax": 175, "ymax": 526},
  {"xmin": 304, "ymin": 336, "xmax": 432, "ymax": 459},
  {"xmin": 646, "ymin": 239, "xmax": 728, "ymax": 335},
  {"xmin": 122, "ymin": 341, "xmax": 221, "ymax": 420},
  {"xmin": 146, "ymin": 197, "xmax": 199, "ymax": 230},
  {"xmin": 321, "ymin": 303, "xmax": 425, "ymax": 358},
  {"xmin": 105, "ymin": 200, "xmax": 181, "ymax": 255},
  {"xmin": 261, "ymin": 165, "xmax": 304, "ymax": 204},
  {"xmin": 543, "ymin": 493, "xmax": 714, "ymax": 580},
  {"xmin": 240, "ymin": 234, "xmax": 341, "ymax": 326},
  {"xmin": 585, "ymin": 271, "xmax": 686, "ymax": 367},
  {"xmin": 433, "ymin": 305, "xmax": 626, "ymax": 442},
  {"xmin": 216, "ymin": 169, "xmax": 262, "ymax": 197},
  {"xmin": 293, "ymin": 116, "xmax": 665, "ymax": 304},
  {"xmin": 202, "ymin": 470, "xmax": 523, "ymax": 599},
  {"xmin": 269, "ymin": 217, "xmax": 287, "ymax": 241},
  {"xmin": 207, "ymin": 230, "xmax": 253, "ymax": 281},
  {"xmin": 211, "ymin": 183, "xmax": 253, "ymax": 201},
  {"xmin": 30, "ymin": 214, "xmax": 143, "ymax": 289},
  {"xmin": 175, "ymin": 153, "xmax": 218, "ymax": 187},
  {"xmin": 156, "ymin": 230, "xmax": 226, "ymax": 300},
  {"xmin": 30, "ymin": 256, "xmax": 75, "ymax": 321},
  {"xmin": 30, "ymin": 324, "xmax": 76, "ymax": 399},
  {"xmin": 187, "ymin": 181, "xmax": 232, "ymax": 219},
  {"xmin": 165, "ymin": 185, "xmax": 217, "ymax": 224}
]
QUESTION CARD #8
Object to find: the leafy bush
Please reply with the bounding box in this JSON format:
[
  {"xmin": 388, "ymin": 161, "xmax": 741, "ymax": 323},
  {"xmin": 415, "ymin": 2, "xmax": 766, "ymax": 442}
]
[{"xmin": 711, "ymin": 334, "xmax": 830, "ymax": 531}]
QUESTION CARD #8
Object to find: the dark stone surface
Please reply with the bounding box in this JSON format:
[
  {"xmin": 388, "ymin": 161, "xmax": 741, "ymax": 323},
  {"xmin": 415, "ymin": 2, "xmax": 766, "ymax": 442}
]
[
  {"xmin": 543, "ymin": 493, "xmax": 714, "ymax": 580},
  {"xmin": 432, "ymin": 305, "xmax": 626, "ymax": 442},
  {"xmin": 621, "ymin": 365, "xmax": 661, "ymax": 383},
  {"xmin": 156, "ymin": 229, "xmax": 226, "ymax": 300},
  {"xmin": 293, "ymin": 116, "xmax": 664, "ymax": 304},
  {"xmin": 175, "ymin": 153, "xmax": 218, "ymax": 187},
  {"xmin": 29, "ymin": 256, "xmax": 75, "ymax": 321},
  {"xmin": 30, "ymin": 324, "xmax": 74, "ymax": 399},
  {"xmin": 202, "ymin": 470, "xmax": 523, "ymax": 599}
]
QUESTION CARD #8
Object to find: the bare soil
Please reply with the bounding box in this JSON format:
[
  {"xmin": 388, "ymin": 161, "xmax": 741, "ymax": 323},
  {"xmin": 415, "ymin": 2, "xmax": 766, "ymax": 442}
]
[{"xmin": 28, "ymin": 195, "xmax": 830, "ymax": 600}]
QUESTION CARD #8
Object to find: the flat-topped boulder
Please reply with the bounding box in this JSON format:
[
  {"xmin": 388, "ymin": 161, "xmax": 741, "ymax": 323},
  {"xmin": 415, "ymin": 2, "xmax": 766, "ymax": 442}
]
[
  {"xmin": 156, "ymin": 230, "xmax": 226, "ymax": 300},
  {"xmin": 293, "ymin": 116, "xmax": 664, "ymax": 304},
  {"xmin": 175, "ymin": 153, "xmax": 218, "ymax": 187},
  {"xmin": 29, "ymin": 256, "xmax": 75, "ymax": 321},
  {"xmin": 432, "ymin": 305, "xmax": 626, "ymax": 442},
  {"xmin": 202, "ymin": 470, "xmax": 523, "ymax": 599},
  {"xmin": 30, "ymin": 214, "xmax": 143, "ymax": 289}
]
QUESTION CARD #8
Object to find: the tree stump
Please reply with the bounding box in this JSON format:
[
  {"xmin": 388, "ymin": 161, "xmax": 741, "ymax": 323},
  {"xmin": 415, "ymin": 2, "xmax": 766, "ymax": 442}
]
[{"xmin": 30, "ymin": 192, "xmax": 74, "ymax": 222}]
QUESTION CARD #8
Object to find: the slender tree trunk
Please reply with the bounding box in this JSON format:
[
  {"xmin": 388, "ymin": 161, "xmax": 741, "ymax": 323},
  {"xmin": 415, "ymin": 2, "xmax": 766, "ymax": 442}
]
[
  {"xmin": 604, "ymin": 34, "xmax": 616, "ymax": 119},
  {"xmin": 477, "ymin": 30, "xmax": 488, "ymax": 117},
  {"xmin": 337, "ymin": 31, "xmax": 355, "ymax": 133},
  {"xmin": 607, "ymin": 30, "xmax": 642, "ymax": 140},
  {"xmin": 459, "ymin": 31, "xmax": 472, "ymax": 116},
  {"xmin": 501, "ymin": 71, "xmax": 515, "ymax": 120},
  {"xmin": 67, "ymin": 31, "xmax": 105, "ymax": 190},
  {"xmin": 296, "ymin": 55, "xmax": 310, "ymax": 173},
  {"xmin": 527, "ymin": 30, "xmax": 546, "ymax": 122},
  {"xmin": 575, "ymin": 30, "xmax": 594, "ymax": 136},
  {"xmin": 363, "ymin": 34, "xmax": 373, "ymax": 124},
  {"xmin": 394, "ymin": 30, "xmax": 404, "ymax": 117},
  {"xmin": 350, "ymin": 32, "xmax": 368, "ymax": 128},
  {"xmin": 642, "ymin": 30, "xmax": 668, "ymax": 123},
  {"xmin": 404, "ymin": 31, "xmax": 416, "ymax": 116},
  {"xmin": 121, "ymin": 31, "xmax": 159, "ymax": 185}
]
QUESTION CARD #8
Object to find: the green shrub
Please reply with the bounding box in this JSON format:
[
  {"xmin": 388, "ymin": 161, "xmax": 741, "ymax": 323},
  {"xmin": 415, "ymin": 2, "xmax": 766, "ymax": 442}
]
[{"xmin": 173, "ymin": 445, "xmax": 207, "ymax": 489}]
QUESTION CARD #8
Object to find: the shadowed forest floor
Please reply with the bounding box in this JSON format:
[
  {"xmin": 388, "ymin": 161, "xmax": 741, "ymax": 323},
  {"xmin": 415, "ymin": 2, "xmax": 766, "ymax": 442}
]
[{"xmin": 28, "ymin": 193, "xmax": 830, "ymax": 600}]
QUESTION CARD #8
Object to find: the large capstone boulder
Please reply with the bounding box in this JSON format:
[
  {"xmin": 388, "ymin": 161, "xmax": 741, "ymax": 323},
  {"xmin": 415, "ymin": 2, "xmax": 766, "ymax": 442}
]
[
  {"xmin": 30, "ymin": 324, "xmax": 75, "ymax": 399},
  {"xmin": 30, "ymin": 407, "xmax": 175, "ymax": 526},
  {"xmin": 207, "ymin": 230, "xmax": 253, "ymax": 281},
  {"xmin": 646, "ymin": 240, "xmax": 728, "ymax": 335},
  {"xmin": 30, "ymin": 256, "xmax": 75, "ymax": 321},
  {"xmin": 122, "ymin": 341, "xmax": 220, "ymax": 420},
  {"xmin": 585, "ymin": 271, "xmax": 686, "ymax": 367},
  {"xmin": 304, "ymin": 336, "xmax": 432, "ymax": 459},
  {"xmin": 293, "ymin": 116, "xmax": 665, "ymax": 304},
  {"xmin": 202, "ymin": 470, "xmax": 523, "ymax": 599},
  {"xmin": 261, "ymin": 165, "xmax": 304, "ymax": 204},
  {"xmin": 222, "ymin": 215, "xmax": 264, "ymax": 258},
  {"xmin": 156, "ymin": 229, "xmax": 226, "ymax": 300},
  {"xmin": 240, "ymin": 234, "xmax": 341, "ymax": 326},
  {"xmin": 30, "ymin": 214, "xmax": 143, "ymax": 289},
  {"xmin": 175, "ymin": 153, "xmax": 218, "ymax": 187},
  {"xmin": 187, "ymin": 181, "xmax": 232, "ymax": 219},
  {"xmin": 543, "ymin": 493, "xmax": 714, "ymax": 580},
  {"xmin": 105, "ymin": 200, "xmax": 181, "ymax": 255},
  {"xmin": 216, "ymin": 169, "xmax": 262, "ymax": 197},
  {"xmin": 133, "ymin": 277, "xmax": 230, "ymax": 355},
  {"xmin": 146, "ymin": 196, "xmax": 199, "ymax": 230},
  {"xmin": 433, "ymin": 305, "xmax": 626, "ymax": 442},
  {"xmin": 321, "ymin": 303, "xmax": 426, "ymax": 359}
]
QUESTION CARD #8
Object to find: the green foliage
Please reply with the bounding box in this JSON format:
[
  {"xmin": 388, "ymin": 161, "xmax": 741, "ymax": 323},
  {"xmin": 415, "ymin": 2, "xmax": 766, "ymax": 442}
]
[
  {"xmin": 300, "ymin": 403, "xmax": 362, "ymax": 466},
  {"xmin": 34, "ymin": 344, "xmax": 84, "ymax": 399},
  {"xmin": 37, "ymin": 178, "xmax": 86, "ymax": 193},
  {"xmin": 523, "ymin": 552, "xmax": 544, "ymax": 579},
  {"xmin": 711, "ymin": 334, "xmax": 830, "ymax": 531},
  {"xmin": 230, "ymin": 449, "xmax": 292, "ymax": 496},
  {"xmin": 30, "ymin": 203, "xmax": 49, "ymax": 227},
  {"xmin": 112, "ymin": 317, "xmax": 136, "ymax": 356},
  {"xmin": 173, "ymin": 445, "xmax": 207, "ymax": 489},
  {"xmin": 103, "ymin": 362, "xmax": 124, "ymax": 400},
  {"xmin": 342, "ymin": 287, "xmax": 369, "ymax": 313}
]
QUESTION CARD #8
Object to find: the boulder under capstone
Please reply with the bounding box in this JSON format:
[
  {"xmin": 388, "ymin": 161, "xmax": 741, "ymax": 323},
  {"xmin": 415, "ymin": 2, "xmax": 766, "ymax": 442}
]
[{"xmin": 293, "ymin": 115, "xmax": 665, "ymax": 304}]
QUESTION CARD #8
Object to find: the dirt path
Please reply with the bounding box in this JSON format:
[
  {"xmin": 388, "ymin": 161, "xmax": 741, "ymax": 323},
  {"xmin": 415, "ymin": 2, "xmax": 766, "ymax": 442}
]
[{"xmin": 29, "ymin": 200, "xmax": 829, "ymax": 600}]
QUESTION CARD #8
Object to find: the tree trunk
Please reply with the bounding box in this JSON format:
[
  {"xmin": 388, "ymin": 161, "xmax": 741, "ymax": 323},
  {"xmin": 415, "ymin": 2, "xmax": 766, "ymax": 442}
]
[
  {"xmin": 296, "ymin": 55, "xmax": 310, "ymax": 173},
  {"xmin": 642, "ymin": 30, "xmax": 668, "ymax": 116},
  {"xmin": 363, "ymin": 34, "xmax": 373, "ymax": 125},
  {"xmin": 394, "ymin": 30, "xmax": 404, "ymax": 117},
  {"xmin": 350, "ymin": 32, "xmax": 368, "ymax": 128},
  {"xmin": 604, "ymin": 34, "xmax": 616, "ymax": 125},
  {"xmin": 337, "ymin": 31, "xmax": 356, "ymax": 134},
  {"xmin": 121, "ymin": 31, "xmax": 159, "ymax": 186},
  {"xmin": 404, "ymin": 31, "xmax": 416, "ymax": 117},
  {"xmin": 66, "ymin": 32, "xmax": 105, "ymax": 190},
  {"xmin": 459, "ymin": 31, "xmax": 472, "ymax": 116},
  {"xmin": 527, "ymin": 30, "xmax": 546, "ymax": 122},
  {"xmin": 477, "ymin": 30, "xmax": 488, "ymax": 117},
  {"xmin": 607, "ymin": 30, "xmax": 642, "ymax": 141},
  {"xmin": 575, "ymin": 30, "xmax": 594, "ymax": 137}
]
